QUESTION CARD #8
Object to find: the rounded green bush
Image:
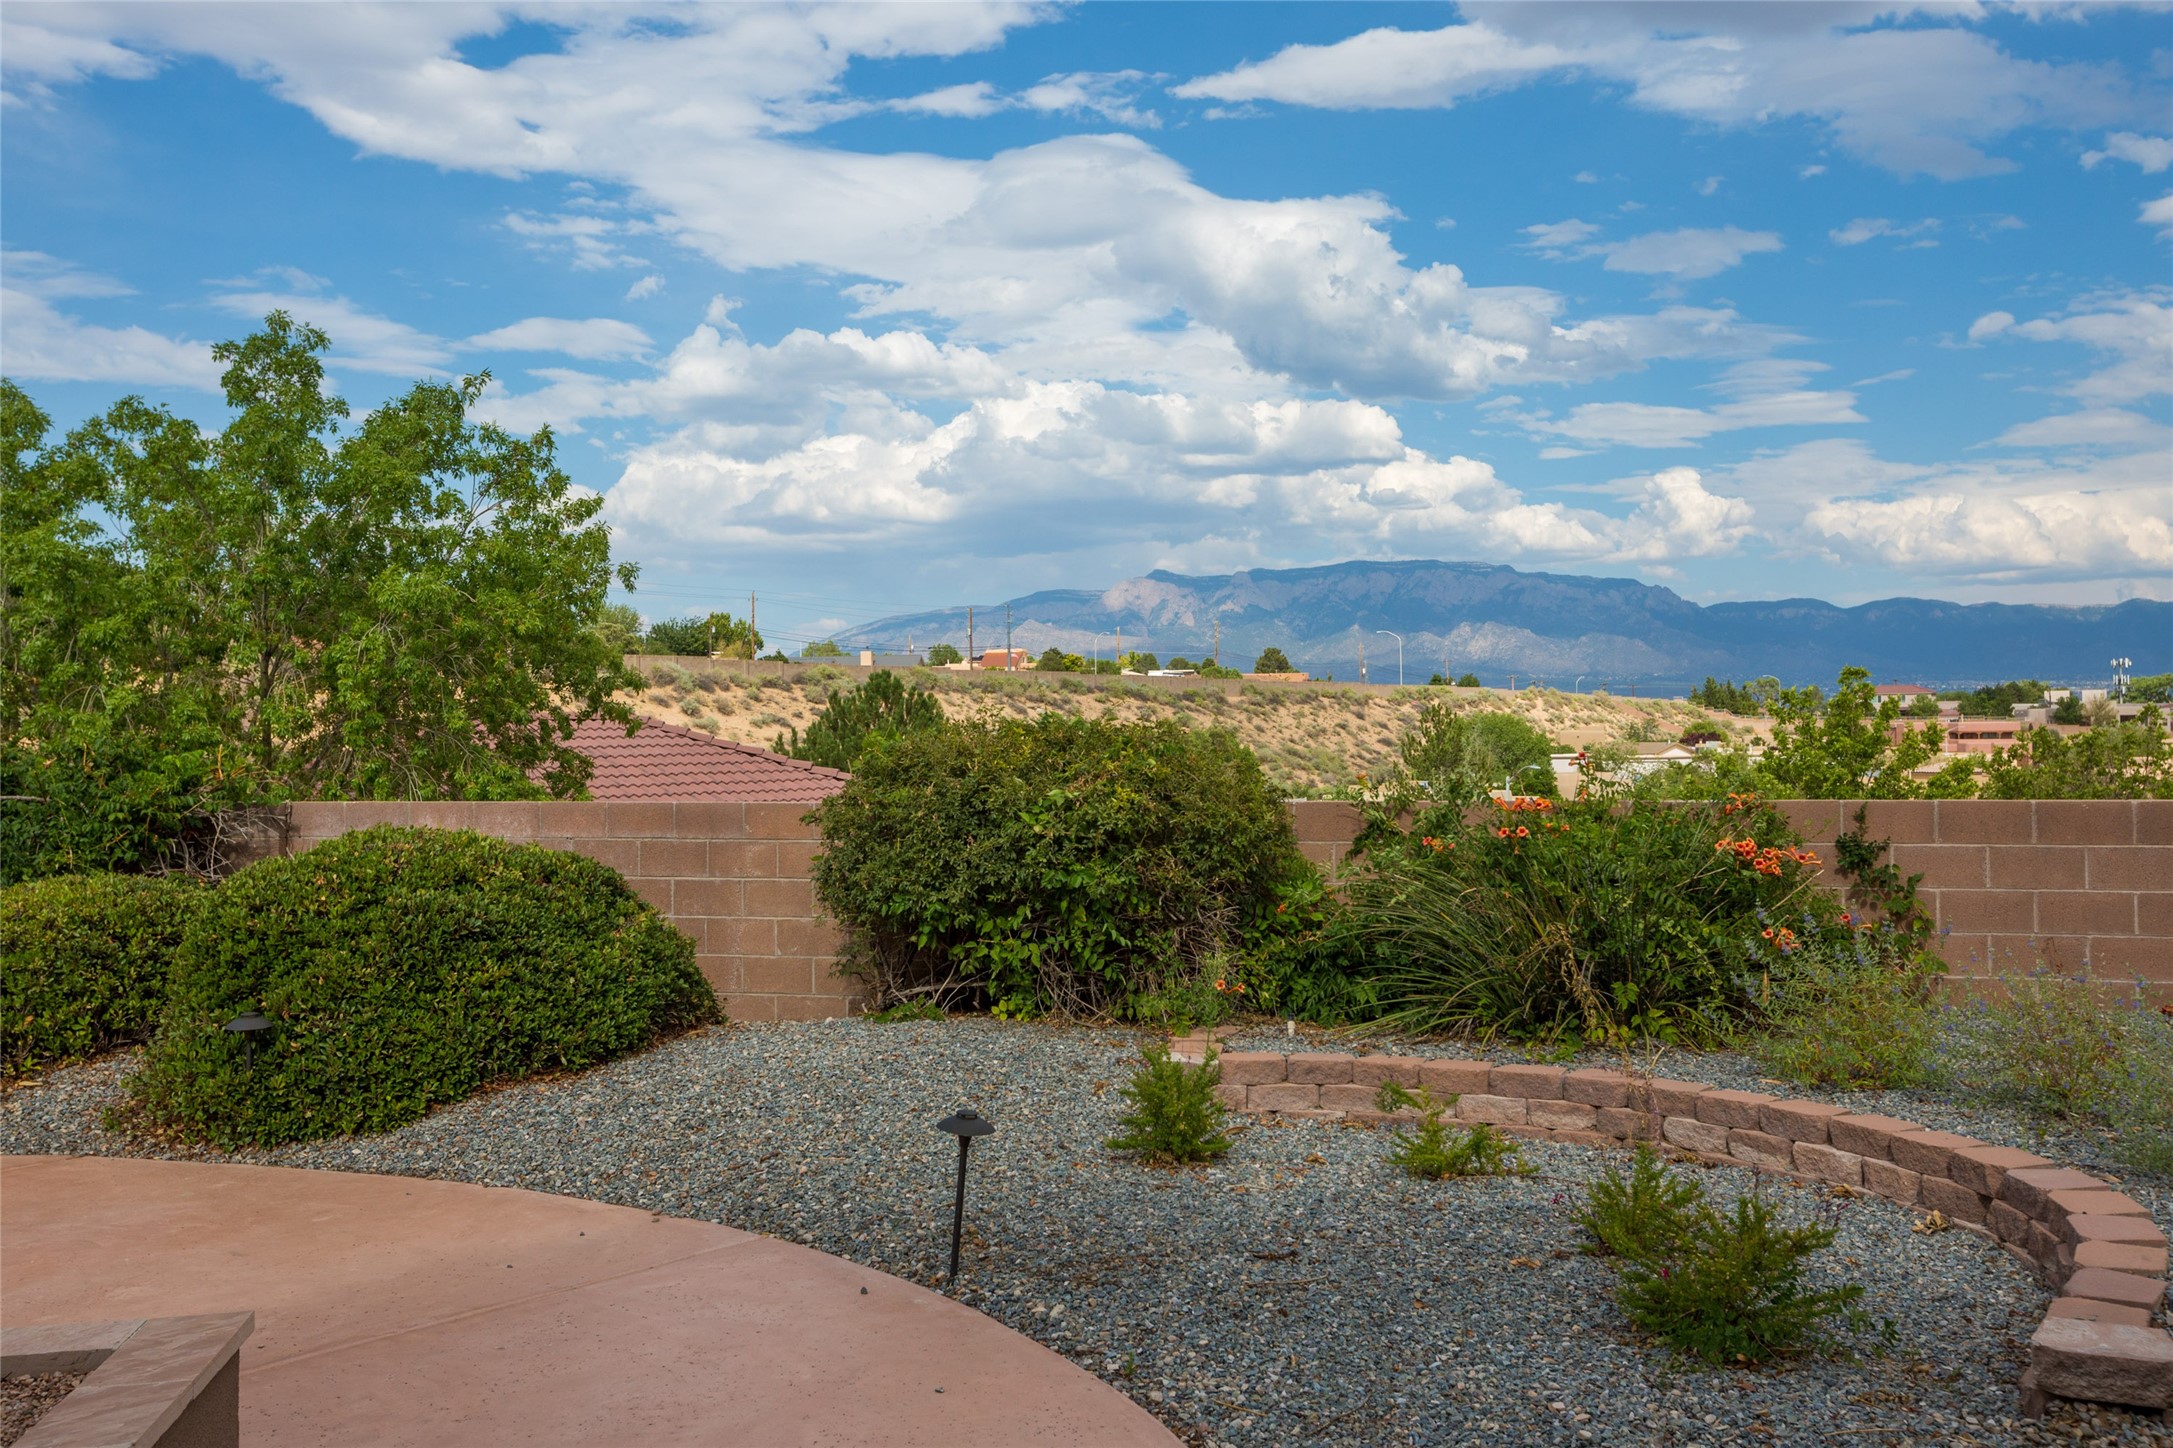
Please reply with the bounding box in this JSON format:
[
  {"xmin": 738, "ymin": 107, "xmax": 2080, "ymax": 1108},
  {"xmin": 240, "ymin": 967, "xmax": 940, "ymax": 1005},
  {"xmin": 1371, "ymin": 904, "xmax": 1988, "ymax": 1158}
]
[
  {"xmin": 2, "ymin": 872, "xmax": 204, "ymax": 1078},
  {"xmin": 129, "ymin": 826, "xmax": 715, "ymax": 1147}
]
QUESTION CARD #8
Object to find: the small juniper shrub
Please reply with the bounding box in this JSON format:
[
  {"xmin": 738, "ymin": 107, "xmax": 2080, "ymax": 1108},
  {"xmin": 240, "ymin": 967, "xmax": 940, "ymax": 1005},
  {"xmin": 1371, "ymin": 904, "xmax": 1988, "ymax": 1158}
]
[
  {"xmin": 1576, "ymin": 1150, "xmax": 1870, "ymax": 1365},
  {"xmin": 1376, "ymin": 1081, "xmax": 1528, "ymax": 1180},
  {"xmin": 1105, "ymin": 1043, "xmax": 1233, "ymax": 1165}
]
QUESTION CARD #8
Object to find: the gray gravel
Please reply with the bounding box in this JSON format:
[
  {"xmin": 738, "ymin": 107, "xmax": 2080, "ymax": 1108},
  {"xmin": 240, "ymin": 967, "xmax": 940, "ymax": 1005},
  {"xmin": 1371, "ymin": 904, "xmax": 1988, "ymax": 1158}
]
[{"xmin": 6, "ymin": 1020, "xmax": 2169, "ymax": 1448}]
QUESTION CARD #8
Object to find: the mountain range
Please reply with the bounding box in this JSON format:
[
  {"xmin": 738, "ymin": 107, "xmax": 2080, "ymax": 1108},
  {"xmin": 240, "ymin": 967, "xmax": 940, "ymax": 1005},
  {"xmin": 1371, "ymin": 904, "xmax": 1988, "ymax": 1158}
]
[{"xmin": 840, "ymin": 559, "xmax": 2168, "ymax": 691}]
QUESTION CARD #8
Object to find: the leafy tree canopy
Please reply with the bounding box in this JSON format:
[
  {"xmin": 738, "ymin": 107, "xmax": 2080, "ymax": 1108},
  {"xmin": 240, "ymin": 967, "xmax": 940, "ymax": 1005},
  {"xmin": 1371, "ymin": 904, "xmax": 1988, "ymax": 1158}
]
[
  {"xmin": 2052, "ymin": 692, "xmax": 2086, "ymax": 726},
  {"xmin": 1, "ymin": 314, "xmax": 640, "ymax": 880},
  {"xmin": 592, "ymin": 603, "xmax": 644, "ymax": 655},
  {"xmin": 926, "ymin": 642, "xmax": 963, "ymax": 666},
  {"xmin": 1455, "ymin": 673, "xmax": 1482, "ymax": 688},
  {"xmin": 1395, "ymin": 704, "xmax": 1558, "ymax": 805},
  {"xmin": 775, "ymin": 669, "xmax": 947, "ymax": 771},
  {"xmin": 1035, "ymin": 647, "xmax": 1086, "ymax": 672},
  {"xmin": 801, "ymin": 638, "xmax": 846, "ymax": 659},
  {"xmin": 1121, "ymin": 651, "xmax": 1160, "ymax": 673},
  {"xmin": 646, "ymin": 610, "xmax": 760, "ymax": 658},
  {"xmin": 1252, "ymin": 646, "xmax": 1293, "ymax": 674}
]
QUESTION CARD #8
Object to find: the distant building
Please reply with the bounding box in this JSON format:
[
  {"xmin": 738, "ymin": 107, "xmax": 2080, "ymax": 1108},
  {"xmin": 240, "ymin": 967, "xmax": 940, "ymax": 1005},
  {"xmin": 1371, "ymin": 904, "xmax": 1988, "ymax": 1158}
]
[
  {"xmin": 973, "ymin": 648, "xmax": 1031, "ymax": 671},
  {"xmin": 856, "ymin": 649, "xmax": 924, "ymax": 668},
  {"xmin": 1875, "ymin": 683, "xmax": 1935, "ymax": 708}
]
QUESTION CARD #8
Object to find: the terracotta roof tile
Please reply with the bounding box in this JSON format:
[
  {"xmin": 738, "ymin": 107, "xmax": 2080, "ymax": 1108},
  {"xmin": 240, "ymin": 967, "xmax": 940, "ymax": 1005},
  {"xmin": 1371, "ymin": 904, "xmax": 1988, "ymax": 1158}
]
[{"xmin": 568, "ymin": 716, "xmax": 850, "ymax": 802}]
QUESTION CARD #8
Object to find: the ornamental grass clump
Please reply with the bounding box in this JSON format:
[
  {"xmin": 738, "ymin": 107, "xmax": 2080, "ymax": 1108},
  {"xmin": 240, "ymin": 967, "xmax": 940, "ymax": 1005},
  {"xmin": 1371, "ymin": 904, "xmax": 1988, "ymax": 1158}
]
[
  {"xmin": 128, "ymin": 826, "xmax": 716, "ymax": 1148},
  {"xmin": 1105, "ymin": 1042, "xmax": 1232, "ymax": 1165},
  {"xmin": 1576, "ymin": 1150, "xmax": 1869, "ymax": 1365},
  {"xmin": 1376, "ymin": 1082, "xmax": 1528, "ymax": 1179}
]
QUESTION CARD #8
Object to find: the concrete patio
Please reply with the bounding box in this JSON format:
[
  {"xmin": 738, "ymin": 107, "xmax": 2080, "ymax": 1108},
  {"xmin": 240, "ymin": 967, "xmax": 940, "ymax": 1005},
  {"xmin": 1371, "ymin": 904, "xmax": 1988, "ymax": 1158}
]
[{"xmin": 0, "ymin": 1156, "xmax": 1176, "ymax": 1446}]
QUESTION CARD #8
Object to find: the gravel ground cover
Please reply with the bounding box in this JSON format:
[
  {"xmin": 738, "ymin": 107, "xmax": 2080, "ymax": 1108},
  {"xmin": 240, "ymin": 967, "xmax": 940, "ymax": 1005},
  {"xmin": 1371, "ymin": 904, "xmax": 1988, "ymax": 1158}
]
[
  {"xmin": 1, "ymin": 1371, "xmax": 86, "ymax": 1446},
  {"xmin": 5, "ymin": 1020, "xmax": 2168, "ymax": 1448}
]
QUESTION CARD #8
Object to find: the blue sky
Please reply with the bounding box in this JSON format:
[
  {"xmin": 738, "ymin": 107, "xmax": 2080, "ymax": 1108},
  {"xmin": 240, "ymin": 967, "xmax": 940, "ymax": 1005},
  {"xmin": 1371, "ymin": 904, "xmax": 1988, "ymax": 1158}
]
[{"xmin": 4, "ymin": 2, "xmax": 2169, "ymax": 653}]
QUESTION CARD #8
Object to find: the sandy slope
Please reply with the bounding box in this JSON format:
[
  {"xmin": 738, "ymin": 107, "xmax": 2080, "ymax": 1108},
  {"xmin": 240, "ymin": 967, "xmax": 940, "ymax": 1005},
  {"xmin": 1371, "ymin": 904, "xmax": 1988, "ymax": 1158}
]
[{"xmin": 619, "ymin": 659, "xmax": 1763, "ymax": 798}]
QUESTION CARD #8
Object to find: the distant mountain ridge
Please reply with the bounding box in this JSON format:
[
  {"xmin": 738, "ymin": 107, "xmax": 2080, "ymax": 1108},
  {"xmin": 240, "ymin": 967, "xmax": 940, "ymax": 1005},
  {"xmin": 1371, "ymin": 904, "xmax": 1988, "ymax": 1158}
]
[{"xmin": 840, "ymin": 559, "xmax": 2168, "ymax": 691}]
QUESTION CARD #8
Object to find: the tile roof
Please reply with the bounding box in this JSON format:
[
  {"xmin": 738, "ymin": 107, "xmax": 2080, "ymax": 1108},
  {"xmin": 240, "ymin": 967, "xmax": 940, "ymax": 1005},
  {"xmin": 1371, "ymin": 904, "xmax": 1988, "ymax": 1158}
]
[{"xmin": 567, "ymin": 716, "xmax": 851, "ymax": 802}]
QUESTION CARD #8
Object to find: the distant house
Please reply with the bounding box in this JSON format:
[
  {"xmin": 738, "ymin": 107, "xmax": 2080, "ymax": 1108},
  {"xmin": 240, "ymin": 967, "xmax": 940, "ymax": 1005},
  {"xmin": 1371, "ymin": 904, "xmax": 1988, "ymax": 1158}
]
[
  {"xmin": 1875, "ymin": 683, "xmax": 1935, "ymax": 708},
  {"xmin": 973, "ymin": 648, "xmax": 1031, "ymax": 671},
  {"xmin": 856, "ymin": 649, "xmax": 925, "ymax": 668},
  {"xmin": 565, "ymin": 716, "xmax": 850, "ymax": 801}
]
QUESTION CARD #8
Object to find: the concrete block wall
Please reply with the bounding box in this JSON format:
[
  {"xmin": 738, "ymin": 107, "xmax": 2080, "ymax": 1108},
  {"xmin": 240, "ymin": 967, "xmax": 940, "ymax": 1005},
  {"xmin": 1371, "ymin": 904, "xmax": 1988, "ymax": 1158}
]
[
  {"xmin": 284, "ymin": 801, "xmax": 850, "ymax": 1023},
  {"xmin": 1767, "ymin": 800, "xmax": 2173, "ymax": 999}
]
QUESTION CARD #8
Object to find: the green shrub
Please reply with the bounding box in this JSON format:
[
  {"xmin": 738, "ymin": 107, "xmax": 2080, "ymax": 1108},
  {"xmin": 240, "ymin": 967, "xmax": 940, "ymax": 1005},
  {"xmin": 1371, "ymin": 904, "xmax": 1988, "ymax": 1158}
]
[
  {"xmin": 1234, "ymin": 864, "xmax": 1375, "ymax": 1024},
  {"xmin": 1351, "ymin": 793, "xmax": 1835, "ymax": 1042},
  {"xmin": 813, "ymin": 715, "xmax": 1317, "ymax": 1019},
  {"xmin": 1378, "ymin": 1085, "xmax": 1527, "ymax": 1180},
  {"xmin": 1746, "ymin": 922, "xmax": 1942, "ymax": 1090},
  {"xmin": 865, "ymin": 998, "xmax": 944, "ymax": 1023},
  {"xmin": 1575, "ymin": 1148, "xmax": 1704, "ymax": 1260},
  {"xmin": 1105, "ymin": 1043, "xmax": 1232, "ymax": 1164},
  {"xmin": 1940, "ymin": 966, "xmax": 2173, "ymax": 1176},
  {"xmin": 1579, "ymin": 1152, "xmax": 1867, "ymax": 1364},
  {"xmin": 1613, "ymin": 1195, "xmax": 1866, "ymax": 1365},
  {"xmin": 773, "ymin": 669, "xmax": 946, "ymax": 771},
  {"xmin": 1, "ymin": 872, "xmax": 204, "ymax": 1077},
  {"xmin": 127, "ymin": 826, "xmax": 715, "ymax": 1147}
]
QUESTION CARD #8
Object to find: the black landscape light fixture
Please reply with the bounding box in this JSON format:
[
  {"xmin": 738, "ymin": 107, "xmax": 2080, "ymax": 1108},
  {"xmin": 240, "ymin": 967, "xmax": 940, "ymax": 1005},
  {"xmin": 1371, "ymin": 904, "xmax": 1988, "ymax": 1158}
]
[
  {"xmin": 935, "ymin": 1108, "xmax": 996, "ymax": 1281},
  {"xmin": 223, "ymin": 1010, "xmax": 271, "ymax": 1070}
]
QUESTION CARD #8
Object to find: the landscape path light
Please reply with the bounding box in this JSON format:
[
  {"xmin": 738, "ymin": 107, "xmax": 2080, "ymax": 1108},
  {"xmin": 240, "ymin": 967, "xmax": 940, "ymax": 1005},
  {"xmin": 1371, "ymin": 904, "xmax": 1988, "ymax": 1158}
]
[
  {"xmin": 223, "ymin": 1010, "xmax": 271, "ymax": 1071},
  {"xmin": 935, "ymin": 1108, "xmax": 995, "ymax": 1281}
]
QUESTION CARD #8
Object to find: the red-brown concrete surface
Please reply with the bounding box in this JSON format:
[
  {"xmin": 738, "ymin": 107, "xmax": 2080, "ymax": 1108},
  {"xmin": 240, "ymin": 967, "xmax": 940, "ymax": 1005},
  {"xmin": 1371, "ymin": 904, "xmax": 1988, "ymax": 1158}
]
[{"xmin": 0, "ymin": 1157, "xmax": 1176, "ymax": 1448}]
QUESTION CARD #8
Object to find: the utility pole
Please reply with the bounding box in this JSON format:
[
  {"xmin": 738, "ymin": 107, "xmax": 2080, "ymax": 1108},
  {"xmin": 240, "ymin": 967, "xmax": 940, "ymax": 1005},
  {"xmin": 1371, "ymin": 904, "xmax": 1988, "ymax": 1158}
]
[
  {"xmin": 1509, "ymin": 673, "xmax": 1516, "ymax": 691},
  {"xmin": 967, "ymin": 607, "xmax": 975, "ymax": 670},
  {"xmin": 1005, "ymin": 603, "xmax": 1013, "ymax": 671},
  {"xmin": 747, "ymin": 593, "xmax": 756, "ymax": 680},
  {"xmin": 1212, "ymin": 620, "xmax": 1220, "ymax": 669}
]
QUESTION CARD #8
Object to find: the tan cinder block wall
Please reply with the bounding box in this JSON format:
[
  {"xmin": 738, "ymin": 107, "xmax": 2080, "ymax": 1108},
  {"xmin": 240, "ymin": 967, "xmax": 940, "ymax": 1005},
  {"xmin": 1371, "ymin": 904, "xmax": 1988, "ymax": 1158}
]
[
  {"xmin": 279, "ymin": 797, "xmax": 2173, "ymax": 1018},
  {"xmin": 283, "ymin": 800, "xmax": 852, "ymax": 1023}
]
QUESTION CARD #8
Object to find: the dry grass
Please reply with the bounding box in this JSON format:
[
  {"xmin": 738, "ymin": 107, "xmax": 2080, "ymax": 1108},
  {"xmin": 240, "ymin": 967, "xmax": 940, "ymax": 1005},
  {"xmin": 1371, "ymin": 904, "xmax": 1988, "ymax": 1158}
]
[{"xmin": 618, "ymin": 661, "xmax": 1764, "ymax": 798}]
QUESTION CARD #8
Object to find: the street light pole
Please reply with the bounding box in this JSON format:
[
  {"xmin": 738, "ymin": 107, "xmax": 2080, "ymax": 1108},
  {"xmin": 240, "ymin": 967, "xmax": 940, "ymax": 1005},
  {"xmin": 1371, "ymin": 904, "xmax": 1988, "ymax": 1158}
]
[{"xmin": 1376, "ymin": 631, "xmax": 1405, "ymax": 687}]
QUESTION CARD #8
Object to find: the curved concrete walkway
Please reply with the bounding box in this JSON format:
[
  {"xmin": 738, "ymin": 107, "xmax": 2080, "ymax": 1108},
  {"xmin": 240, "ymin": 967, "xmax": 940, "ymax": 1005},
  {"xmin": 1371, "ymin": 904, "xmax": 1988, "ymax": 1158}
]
[{"xmin": 0, "ymin": 1156, "xmax": 1176, "ymax": 1447}]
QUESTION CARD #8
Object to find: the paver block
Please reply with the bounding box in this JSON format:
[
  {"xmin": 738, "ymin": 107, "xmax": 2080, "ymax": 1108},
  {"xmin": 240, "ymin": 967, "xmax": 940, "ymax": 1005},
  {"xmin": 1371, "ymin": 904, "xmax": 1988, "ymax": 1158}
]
[
  {"xmin": 1728, "ymin": 1130, "xmax": 1795, "ymax": 1172},
  {"xmin": 1949, "ymin": 1145, "xmax": 2055, "ymax": 1198},
  {"xmin": 2048, "ymin": 1190, "xmax": 2155, "ymax": 1225},
  {"xmin": 1212, "ymin": 1083, "xmax": 1248, "ymax": 1110},
  {"xmin": 1490, "ymin": 1064, "xmax": 1566, "ymax": 1099},
  {"xmin": 1888, "ymin": 1129, "xmax": 1982, "ymax": 1179},
  {"xmin": 1455, "ymin": 1094, "xmax": 1528, "ymax": 1126},
  {"xmin": 1552, "ymin": 1129, "xmax": 1615, "ymax": 1149},
  {"xmin": 1793, "ymin": 1141, "xmax": 1864, "ymax": 1187},
  {"xmin": 1351, "ymin": 1055, "xmax": 1427, "ymax": 1088},
  {"xmin": 1760, "ymin": 1100, "xmax": 1849, "ymax": 1144},
  {"xmin": 1862, "ymin": 1158, "xmax": 1920, "ymax": 1206},
  {"xmin": 1219, "ymin": 1052, "xmax": 1288, "ymax": 1087},
  {"xmin": 1595, "ymin": 1107, "xmax": 1657, "ymax": 1141},
  {"xmin": 1419, "ymin": 1059, "xmax": 1494, "ymax": 1096},
  {"xmin": 2028, "ymin": 1221, "xmax": 2065, "ymax": 1276},
  {"xmin": 2045, "ymin": 1298, "xmax": 2156, "ymax": 1329},
  {"xmin": 1919, "ymin": 1174, "xmax": 1989, "ymax": 1225},
  {"xmin": 1642, "ymin": 1079, "xmax": 1711, "ymax": 1118},
  {"xmin": 2075, "ymin": 1241, "xmax": 2170, "ymax": 1278},
  {"xmin": 1696, "ymin": 1090, "xmax": 1776, "ymax": 1130},
  {"xmin": 1662, "ymin": 1116, "xmax": 1730, "ymax": 1156},
  {"xmin": 2063, "ymin": 1268, "xmax": 2168, "ymax": 1311},
  {"xmin": 1319, "ymin": 1083, "xmax": 1381, "ymax": 1113},
  {"xmin": 1288, "ymin": 1054, "xmax": 1357, "ymax": 1085},
  {"xmin": 2029, "ymin": 1316, "xmax": 2173, "ymax": 1409},
  {"xmin": 1527, "ymin": 1099, "xmax": 1599, "ymax": 1132},
  {"xmin": 2067, "ymin": 1214, "xmax": 2170, "ymax": 1250},
  {"xmin": 1248, "ymin": 1082, "xmax": 1320, "ymax": 1112},
  {"xmin": 1562, "ymin": 1069, "xmax": 1632, "ymax": 1109},
  {"xmin": 2002, "ymin": 1167, "xmax": 2111, "ymax": 1219},
  {"xmin": 1825, "ymin": 1114, "xmax": 1926, "ymax": 1161},
  {"xmin": 1989, "ymin": 1199, "xmax": 2033, "ymax": 1246}
]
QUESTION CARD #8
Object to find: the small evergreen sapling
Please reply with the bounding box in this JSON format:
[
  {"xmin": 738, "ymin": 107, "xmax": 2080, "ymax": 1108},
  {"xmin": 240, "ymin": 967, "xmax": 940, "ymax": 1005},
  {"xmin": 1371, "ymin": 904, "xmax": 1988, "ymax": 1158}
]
[
  {"xmin": 1375, "ymin": 1081, "xmax": 1528, "ymax": 1179},
  {"xmin": 1105, "ymin": 1043, "xmax": 1233, "ymax": 1164}
]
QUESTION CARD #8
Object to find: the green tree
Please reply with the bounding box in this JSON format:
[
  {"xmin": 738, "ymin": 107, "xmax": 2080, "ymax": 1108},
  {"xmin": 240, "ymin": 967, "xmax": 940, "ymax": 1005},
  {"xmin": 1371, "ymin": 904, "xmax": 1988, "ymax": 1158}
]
[
  {"xmin": 1762, "ymin": 667, "xmax": 1941, "ymax": 799},
  {"xmin": 1976, "ymin": 717, "xmax": 2172, "ymax": 799},
  {"xmin": 1952, "ymin": 679, "xmax": 2048, "ymax": 718},
  {"xmin": 1395, "ymin": 704, "xmax": 1558, "ymax": 805},
  {"xmin": 1252, "ymin": 646, "xmax": 1293, "ymax": 673},
  {"xmin": 592, "ymin": 603, "xmax": 644, "ymax": 655},
  {"xmin": 1455, "ymin": 672, "xmax": 1482, "ymax": 688},
  {"xmin": 2131, "ymin": 673, "xmax": 2172, "ymax": 704},
  {"xmin": 775, "ymin": 669, "xmax": 947, "ymax": 771},
  {"xmin": 1, "ymin": 315, "xmax": 640, "ymax": 881},
  {"xmin": 2052, "ymin": 692, "xmax": 2086, "ymax": 726},
  {"xmin": 801, "ymin": 639, "xmax": 846, "ymax": 659},
  {"xmin": 927, "ymin": 642, "xmax": 963, "ymax": 666},
  {"xmin": 643, "ymin": 616, "xmax": 711, "ymax": 655},
  {"xmin": 1035, "ymin": 647, "xmax": 1086, "ymax": 672},
  {"xmin": 1121, "ymin": 651, "xmax": 1159, "ymax": 673}
]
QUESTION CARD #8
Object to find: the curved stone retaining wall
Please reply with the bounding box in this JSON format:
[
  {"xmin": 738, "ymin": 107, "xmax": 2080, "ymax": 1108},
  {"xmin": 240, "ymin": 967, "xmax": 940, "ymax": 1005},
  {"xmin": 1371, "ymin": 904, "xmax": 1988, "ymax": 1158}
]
[{"xmin": 1175, "ymin": 1042, "xmax": 2173, "ymax": 1422}]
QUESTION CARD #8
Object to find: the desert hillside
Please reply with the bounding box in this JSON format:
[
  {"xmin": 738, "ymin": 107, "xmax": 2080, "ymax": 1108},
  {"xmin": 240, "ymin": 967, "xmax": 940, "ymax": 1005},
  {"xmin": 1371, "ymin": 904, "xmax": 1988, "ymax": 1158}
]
[{"xmin": 618, "ymin": 659, "xmax": 1761, "ymax": 798}]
